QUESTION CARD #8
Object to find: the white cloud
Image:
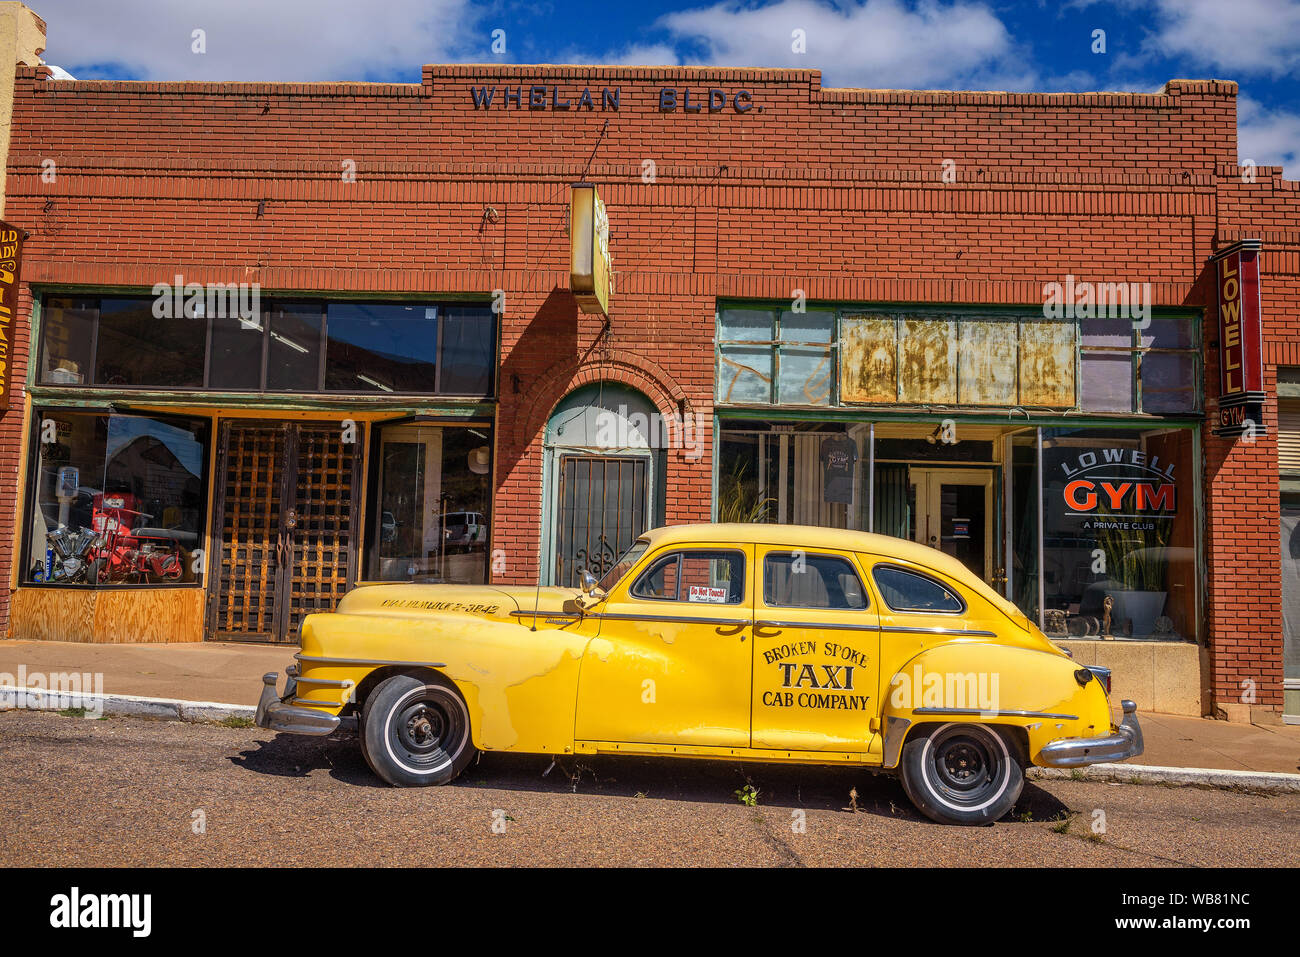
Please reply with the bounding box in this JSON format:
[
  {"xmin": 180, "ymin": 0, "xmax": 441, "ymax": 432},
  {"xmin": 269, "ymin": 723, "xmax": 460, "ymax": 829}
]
[
  {"xmin": 652, "ymin": 0, "xmax": 1035, "ymax": 90},
  {"xmin": 1147, "ymin": 0, "xmax": 1300, "ymax": 77},
  {"xmin": 40, "ymin": 0, "xmax": 485, "ymax": 82},
  {"xmin": 1239, "ymin": 96, "xmax": 1300, "ymax": 177},
  {"xmin": 555, "ymin": 43, "xmax": 683, "ymax": 67}
]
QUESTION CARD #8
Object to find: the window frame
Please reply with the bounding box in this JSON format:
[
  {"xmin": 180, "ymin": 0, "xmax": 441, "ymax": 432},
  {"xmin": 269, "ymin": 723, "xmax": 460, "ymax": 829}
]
[
  {"xmin": 628, "ymin": 547, "xmax": 747, "ymax": 605},
  {"xmin": 761, "ymin": 549, "xmax": 870, "ymax": 611},
  {"xmin": 870, "ymin": 562, "xmax": 967, "ymax": 615},
  {"xmin": 715, "ymin": 300, "xmax": 1201, "ymax": 415},
  {"xmin": 36, "ymin": 293, "xmax": 497, "ymax": 399},
  {"xmin": 22, "ymin": 407, "xmax": 212, "ymax": 589}
]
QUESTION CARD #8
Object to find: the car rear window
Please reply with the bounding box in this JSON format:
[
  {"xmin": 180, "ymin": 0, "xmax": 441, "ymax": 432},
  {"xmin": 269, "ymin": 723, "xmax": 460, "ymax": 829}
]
[{"xmin": 872, "ymin": 565, "xmax": 964, "ymax": 613}]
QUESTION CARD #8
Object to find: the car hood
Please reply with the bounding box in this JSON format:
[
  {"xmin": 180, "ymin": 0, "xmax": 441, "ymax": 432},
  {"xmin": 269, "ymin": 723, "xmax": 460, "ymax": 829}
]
[{"xmin": 335, "ymin": 582, "xmax": 585, "ymax": 622}]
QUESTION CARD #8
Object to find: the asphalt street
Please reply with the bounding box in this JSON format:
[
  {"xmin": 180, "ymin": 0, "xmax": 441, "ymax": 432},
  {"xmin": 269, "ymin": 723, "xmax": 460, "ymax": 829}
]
[{"xmin": 1, "ymin": 709, "xmax": 1295, "ymax": 867}]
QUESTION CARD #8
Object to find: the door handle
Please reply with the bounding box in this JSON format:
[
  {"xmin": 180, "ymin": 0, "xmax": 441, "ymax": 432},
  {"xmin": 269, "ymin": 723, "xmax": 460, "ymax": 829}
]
[
  {"xmin": 715, "ymin": 623, "xmax": 747, "ymax": 637},
  {"xmin": 754, "ymin": 621, "xmax": 783, "ymax": 638}
]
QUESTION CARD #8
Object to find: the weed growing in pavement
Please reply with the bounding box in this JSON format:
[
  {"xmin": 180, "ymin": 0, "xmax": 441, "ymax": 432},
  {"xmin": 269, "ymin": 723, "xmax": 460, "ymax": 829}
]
[
  {"xmin": 219, "ymin": 715, "xmax": 255, "ymax": 728},
  {"xmin": 735, "ymin": 784, "xmax": 760, "ymax": 807}
]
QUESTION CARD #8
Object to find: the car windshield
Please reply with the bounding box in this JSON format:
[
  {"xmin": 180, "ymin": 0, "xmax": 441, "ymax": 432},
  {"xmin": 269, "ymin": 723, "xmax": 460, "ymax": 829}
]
[{"xmin": 597, "ymin": 539, "xmax": 649, "ymax": 593}]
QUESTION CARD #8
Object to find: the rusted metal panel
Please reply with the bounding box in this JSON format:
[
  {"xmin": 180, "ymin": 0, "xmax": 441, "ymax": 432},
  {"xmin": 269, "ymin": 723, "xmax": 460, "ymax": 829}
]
[
  {"xmin": 1018, "ymin": 320, "xmax": 1076, "ymax": 407},
  {"xmin": 899, "ymin": 316, "xmax": 957, "ymax": 404},
  {"xmin": 958, "ymin": 320, "xmax": 1019, "ymax": 406},
  {"xmin": 839, "ymin": 313, "xmax": 897, "ymax": 403}
]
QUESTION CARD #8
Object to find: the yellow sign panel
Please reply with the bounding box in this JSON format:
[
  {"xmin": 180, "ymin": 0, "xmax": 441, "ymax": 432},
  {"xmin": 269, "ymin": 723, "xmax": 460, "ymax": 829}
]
[{"xmin": 569, "ymin": 183, "xmax": 611, "ymax": 316}]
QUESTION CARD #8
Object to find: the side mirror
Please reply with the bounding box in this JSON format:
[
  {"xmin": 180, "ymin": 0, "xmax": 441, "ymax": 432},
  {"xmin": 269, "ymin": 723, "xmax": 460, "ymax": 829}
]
[{"xmin": 580, "ymin": 568, "xmax": 606, "ymax": 600}]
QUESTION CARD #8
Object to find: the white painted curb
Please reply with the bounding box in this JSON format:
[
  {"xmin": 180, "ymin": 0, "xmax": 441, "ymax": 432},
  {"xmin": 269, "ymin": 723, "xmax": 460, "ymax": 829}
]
[
  {"xmin": 0, "ymin": 684, "xmax": 256, "ymax": 724},
  {"xmin": 1029, "ymin": 762, "xmax": 1300, "ymax": 793}
]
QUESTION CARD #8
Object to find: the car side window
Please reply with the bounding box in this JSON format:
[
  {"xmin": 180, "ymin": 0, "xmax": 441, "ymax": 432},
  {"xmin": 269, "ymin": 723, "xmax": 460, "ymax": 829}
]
[
  {"xmin": 872, "ymin": 565, "xmax": 964, "ymax": 613},
  {"xmin": 763, "ymin": 552, "xmax": 868, "ymax": 610},
  {"xmin": 630, "ymin": 550, "xmax": 745, "ymax": 604}
]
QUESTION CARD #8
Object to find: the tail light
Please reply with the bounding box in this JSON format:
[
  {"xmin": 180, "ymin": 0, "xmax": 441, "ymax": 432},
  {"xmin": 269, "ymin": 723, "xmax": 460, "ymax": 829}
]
[{"xmin": 1086, "ymin": 665, "xmax": 1112, "ymax": 695}]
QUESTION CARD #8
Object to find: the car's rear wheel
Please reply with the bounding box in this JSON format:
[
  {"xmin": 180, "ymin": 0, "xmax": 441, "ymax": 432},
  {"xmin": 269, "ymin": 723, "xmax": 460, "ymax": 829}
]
[
  {"xmin": 900, "ymin": 723, "xmax": 1023, "ymax": 825},
  {"xmin": 361, "ymin": 673, "xmax": 475, "ymax": 787}
]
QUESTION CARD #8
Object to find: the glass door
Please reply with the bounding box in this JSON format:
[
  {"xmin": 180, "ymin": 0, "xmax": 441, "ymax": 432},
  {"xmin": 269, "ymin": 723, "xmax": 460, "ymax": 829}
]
[{"xmin": 909, "ymin": 467, "xmax": 994, "ymax": 584}]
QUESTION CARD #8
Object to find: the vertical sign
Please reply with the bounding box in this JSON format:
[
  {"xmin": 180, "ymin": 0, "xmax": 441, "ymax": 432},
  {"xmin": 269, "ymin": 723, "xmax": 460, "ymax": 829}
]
[
  {"xmin": 1211, "ymin": 239, "xmax": 1266, "ymax": 437},
  {"xmin": 569, "ymin": 183, "xmax": 612, "ymax": 317},
  {"xmin": 0, "ymin": 220, "xmax": 26, "ymax": 412}
]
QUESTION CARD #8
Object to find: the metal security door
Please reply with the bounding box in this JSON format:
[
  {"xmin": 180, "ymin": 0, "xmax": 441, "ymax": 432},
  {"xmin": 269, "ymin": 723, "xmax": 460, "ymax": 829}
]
[
  {"xmin": 555, "ymin": 454, "xmax": 648, "ymax": 588},
  {"xmin": 208, "ymin": 421, "xmax": 362, "ymax": 643}
]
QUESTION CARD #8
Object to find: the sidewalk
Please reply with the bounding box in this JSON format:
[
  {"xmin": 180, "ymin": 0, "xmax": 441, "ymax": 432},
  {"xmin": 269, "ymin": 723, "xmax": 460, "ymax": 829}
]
[{"xmin": 2, "ymin": 638, "xmax": 1298, "ymax": 775}]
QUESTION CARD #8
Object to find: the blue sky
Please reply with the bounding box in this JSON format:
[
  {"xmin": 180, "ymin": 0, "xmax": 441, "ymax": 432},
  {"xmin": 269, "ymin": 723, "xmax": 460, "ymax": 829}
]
[{"xmin": 38, "ymin": 0, "xmax": 1300, "ymax": 176}]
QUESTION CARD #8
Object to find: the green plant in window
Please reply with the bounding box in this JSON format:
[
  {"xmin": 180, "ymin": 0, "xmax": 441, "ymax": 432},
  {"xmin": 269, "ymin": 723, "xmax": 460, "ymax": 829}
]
[
  {"xmin": 1093, "ymin": 513, "xmax": 1173, "ymax": 592},
  {"xmin": 717, "ymin": 459, "xmax": 774, "ymax": 524}
]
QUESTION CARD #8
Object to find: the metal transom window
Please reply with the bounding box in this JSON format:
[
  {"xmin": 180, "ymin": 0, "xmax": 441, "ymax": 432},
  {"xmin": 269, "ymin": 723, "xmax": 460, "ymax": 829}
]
[
  {"xmin": 630, "ymin": 549, "xmax": 745, "ymax": 604},
  {"xmin": 716, "ymin": 303, "xmax": 1200, "ymax": 414},
  {"xmin": 763, "ymin": 552, "xmax": 868, "ymax": 610},
  {"xmin": 872, "ymin": 565, "xmax": 964, "ymax": 614},
  {"xmin": 38, "ymin": 295, "xmax": 496, "ymax": 397}
]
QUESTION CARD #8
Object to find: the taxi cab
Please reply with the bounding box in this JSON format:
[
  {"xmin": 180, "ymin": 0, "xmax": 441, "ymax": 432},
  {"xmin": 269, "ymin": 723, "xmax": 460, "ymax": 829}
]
[{"xmin": 256, "ymin": 523, "xmax": 1143, "ymax": 825}]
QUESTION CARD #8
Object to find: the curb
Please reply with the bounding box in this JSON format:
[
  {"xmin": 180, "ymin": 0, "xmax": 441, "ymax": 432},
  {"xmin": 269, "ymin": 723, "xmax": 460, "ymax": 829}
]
[
  {"xmin": 0, "ymin": 685, "xmax": 256, "ymax": 724},
  {"xmin": 1029, "ymin": 763, "xmax": 1300, "ymax": 793}
]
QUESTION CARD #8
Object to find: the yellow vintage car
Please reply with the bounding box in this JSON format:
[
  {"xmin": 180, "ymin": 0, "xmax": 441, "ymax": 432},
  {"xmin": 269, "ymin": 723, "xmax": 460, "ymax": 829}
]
[{"xmin": 256, "ymin": 523, "xmax": 1143, "ymax": 825}]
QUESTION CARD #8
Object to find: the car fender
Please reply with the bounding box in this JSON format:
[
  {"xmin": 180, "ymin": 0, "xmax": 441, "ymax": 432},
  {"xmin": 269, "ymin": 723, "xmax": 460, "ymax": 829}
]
[
  {"xmin": 297, "ymin": 610, "xmax": 590, "ymax": 754},
  {"xmin": 878, "ymin": 640, "xmax": 1112, "ymax": 768}
]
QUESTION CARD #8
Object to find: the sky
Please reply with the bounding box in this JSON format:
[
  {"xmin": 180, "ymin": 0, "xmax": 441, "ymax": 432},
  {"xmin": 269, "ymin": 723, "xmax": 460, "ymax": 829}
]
[{"xmin": 35, "ymin": 0, "xmax": 1300, "ymax": 177}]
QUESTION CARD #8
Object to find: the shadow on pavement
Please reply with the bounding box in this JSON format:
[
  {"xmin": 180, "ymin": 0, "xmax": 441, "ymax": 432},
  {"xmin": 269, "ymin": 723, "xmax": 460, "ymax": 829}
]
[{"xmin": 233, "ymin": 730, "xmax": 1064, "ymax": 824}]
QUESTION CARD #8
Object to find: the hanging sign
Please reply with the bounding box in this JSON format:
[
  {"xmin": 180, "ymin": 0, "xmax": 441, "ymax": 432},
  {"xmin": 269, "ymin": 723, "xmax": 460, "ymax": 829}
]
[
  {"xmin": 1211, "ymin": 239, "xmax": 1266, "ymax": 438},
  {"xmin": 569, "ymin": 183, "xmax": 612, "ymax": 317},
  {"xmin": 0, "ymin": 220, "xmax": 27, "ymax": 412}
]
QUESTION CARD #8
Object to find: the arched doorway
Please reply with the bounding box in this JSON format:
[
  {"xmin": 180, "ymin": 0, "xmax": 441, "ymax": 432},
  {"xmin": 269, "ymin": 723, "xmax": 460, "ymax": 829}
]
[{"xmin": 541, "ymin": 383, "xmax": 665, "ymax": 586}]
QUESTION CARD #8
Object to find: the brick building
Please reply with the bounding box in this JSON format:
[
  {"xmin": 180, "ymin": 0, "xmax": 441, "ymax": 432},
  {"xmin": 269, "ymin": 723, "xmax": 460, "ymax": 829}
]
[{"xmin": 0, "ymin": 62, "xmax": 1295, "ymax": 722}]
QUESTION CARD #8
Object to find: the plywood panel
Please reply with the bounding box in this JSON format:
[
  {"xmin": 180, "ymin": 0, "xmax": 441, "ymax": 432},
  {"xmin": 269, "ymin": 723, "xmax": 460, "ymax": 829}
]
[
  {"xmin": 9, "ymin": 587, "xmax": 204, "ymax": 643},
  {"xmin": 10, "ymin": 588, "xmax": 97, "ymax": 642},
  {"xmin": 91, "ymin": 589, "xmax": 205, "ymax": 643}
]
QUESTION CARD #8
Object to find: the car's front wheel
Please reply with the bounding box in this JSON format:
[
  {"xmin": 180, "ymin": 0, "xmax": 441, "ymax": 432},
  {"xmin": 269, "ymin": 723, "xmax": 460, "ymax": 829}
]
[
  {"xmin": 361, "ymin": 673, "xmax": 476, "ymax": 787},
  {"xmin": 900, "ymin": 723, "xmax": 1023, "ymax": 825}
]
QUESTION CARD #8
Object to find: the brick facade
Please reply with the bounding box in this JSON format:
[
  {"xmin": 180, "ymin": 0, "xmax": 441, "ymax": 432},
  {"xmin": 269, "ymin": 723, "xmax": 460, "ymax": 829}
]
[{"xmin": 1, "ymin": 64, "xmax": 1295, "ymax": 712}]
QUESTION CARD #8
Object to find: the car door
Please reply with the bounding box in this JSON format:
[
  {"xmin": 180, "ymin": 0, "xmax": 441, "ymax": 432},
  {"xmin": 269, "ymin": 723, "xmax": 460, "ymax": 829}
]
[
  {"xmin": 750, "ymin": 546, "xmax": 881, "ymax": 753},
  {"xmin": 574, "ymin": 544, "xmax": 754, "ymax": 748}
]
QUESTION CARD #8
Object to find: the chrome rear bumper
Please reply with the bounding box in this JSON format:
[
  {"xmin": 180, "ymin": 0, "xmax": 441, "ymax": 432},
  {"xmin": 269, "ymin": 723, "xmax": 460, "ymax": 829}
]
[
  {"xmin": 255, "ymin": 671, "xmax": 340, "ymax": 736},
  {"xmin": 1038, "ymin": 699, "xmax": 1144, "ymax": 768}
]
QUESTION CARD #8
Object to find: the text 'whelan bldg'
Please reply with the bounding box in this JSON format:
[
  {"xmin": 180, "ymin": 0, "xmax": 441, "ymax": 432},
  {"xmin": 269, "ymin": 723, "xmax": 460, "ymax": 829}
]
[{"xmin": 0, "ymin": 62, "xmax": 1296, "ymax": 722}]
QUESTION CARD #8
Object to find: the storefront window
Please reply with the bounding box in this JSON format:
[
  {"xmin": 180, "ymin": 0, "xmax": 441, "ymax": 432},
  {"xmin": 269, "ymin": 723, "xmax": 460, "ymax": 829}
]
[
  {"xmin": 96, "ymin": 297, "xmax": 206, "ymax": 388},
  {"xmin": 38, "ymin": 294, "xmax": 494, "ymax": 397},
  {"xmin": 325, "ymin": 303, "xmax": 439, "ymax": 393},
  {"xmin": 26, "ymin": 411, "xmax": 209, "ymax": 586},
  {"xmin": 717, "ymin": 421, "xmax": 867, "ymax": 529},
  {"xmin": 1039, "ymin": 427, "xmax": 1196, "ymax": 640},
  {"xmin": 367, "ymin": 423, "xmax": 492, "ymax": 583}
]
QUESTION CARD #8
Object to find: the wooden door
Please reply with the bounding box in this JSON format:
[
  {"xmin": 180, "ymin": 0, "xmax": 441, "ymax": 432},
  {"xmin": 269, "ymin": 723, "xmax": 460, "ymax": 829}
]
[
  {"xmin": 208, "ymin": 421, "xmax": 363, "ymax": 643},
  {"xmin": 282, "ymin": 424, "xmax": 363, "ymax": 640}
]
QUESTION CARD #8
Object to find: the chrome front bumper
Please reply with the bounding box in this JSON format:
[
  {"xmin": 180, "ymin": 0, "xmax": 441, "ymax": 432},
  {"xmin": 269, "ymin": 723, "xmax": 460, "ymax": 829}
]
[
  {"xmin": 1038, "ymin": 699, "xmax": 1144, "ymax": 768},
  {"xmin": 255, "ymin": 670, "xmax": 340, "ymax": 736}
]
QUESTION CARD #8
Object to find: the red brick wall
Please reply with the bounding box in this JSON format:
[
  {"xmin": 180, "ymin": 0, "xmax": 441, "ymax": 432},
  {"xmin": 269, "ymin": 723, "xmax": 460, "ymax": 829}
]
[
  {"xmin": 1208, "ymin": 166, "xmax": 1300, "ymax": 711},
  {"xmin": 0, "ymin": 64, "xmax": 1292, "ymax": 710}
]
